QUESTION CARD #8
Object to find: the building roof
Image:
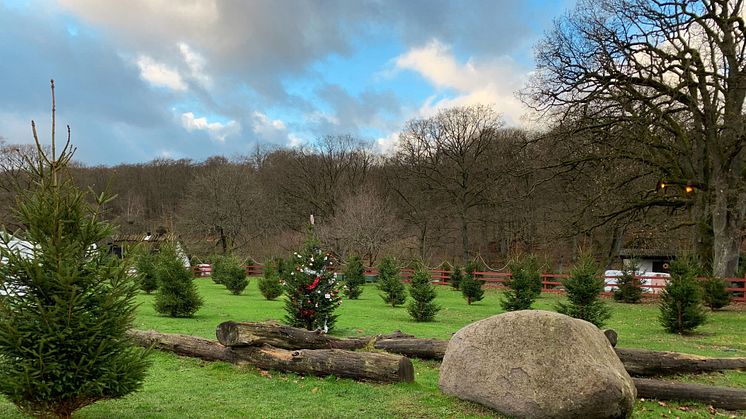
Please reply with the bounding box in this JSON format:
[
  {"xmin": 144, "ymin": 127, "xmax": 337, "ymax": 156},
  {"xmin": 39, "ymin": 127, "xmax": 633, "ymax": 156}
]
[{"xmin": 618, "ymin": 248, "xmax": 675, "ymax": 258}]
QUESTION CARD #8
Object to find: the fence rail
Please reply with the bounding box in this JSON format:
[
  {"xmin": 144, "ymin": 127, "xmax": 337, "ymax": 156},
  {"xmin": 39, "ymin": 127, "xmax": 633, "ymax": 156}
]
[{"xmin": 192, "ymin": 264, "xmax": 746, "ymax": 303}]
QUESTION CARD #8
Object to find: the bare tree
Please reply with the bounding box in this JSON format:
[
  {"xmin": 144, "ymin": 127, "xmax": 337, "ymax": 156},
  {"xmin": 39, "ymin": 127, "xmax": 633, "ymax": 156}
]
[
  {"xmin": 395, "ymin": 105, "xmax": 505, "ymax": 263},
  {"xmin": 524, "ymin": 0, "xmax": 746, "ymax": 276}
]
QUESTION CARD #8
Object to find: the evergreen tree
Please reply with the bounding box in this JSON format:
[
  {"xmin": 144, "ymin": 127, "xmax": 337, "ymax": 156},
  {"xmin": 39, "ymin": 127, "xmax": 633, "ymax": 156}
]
[
  {"xmin": 556, "ymin": 255, "xmax": 611, "ymax": 328},
  {"xmin": 154, "ymin": 244, "xmax": 203, "ymax": 317},
  {"xmin": 258, "ymin": 259, "xmax": 283, "ymax": 300},
  {"xmin": 210, "ymin": 255, "xmax": 225, "ymax": 284},
  {"xmin": 461, "ymin": 259, "xmax": 485, "ymax": 304},
  {"xmin": 213, "ymin": 255, "xmax": 248, "ymax": 295},
  {"xmin": 613, "ymin": 261, "xmax": 643, "ymax": 303},
  {"xmin": 377, "ymin": 256, "xmax": 406, "ymax": 307},
  {"xmin": 450, "ymin": 264, "xmax": 463, "ymax": 290},
  {"xmin": 701, "ymin": 277, "xmax": 732, "ymax": 311},
  {"xmin": 659, "ymin": 256, "xmax": 707, "ymax": 333},
  {"xmin": 136, "ymin": 250, "xmax": 158, "ymax": 294},
  {"xmin": 407, "ymin": 267, "xmax": 441, "ymax": 321},
  {"xmin": 0, "ymin": 83, "xmax": 149, "ymax": 418},
  {"xmin": 343, "ymin": 255, "xmax": 365, "ymax": 299},
  {"xmin": 283, "ymin": 227, "xmax": 341, "ymax": 331},
  {"xmin": 501, "ymin": 255, "xmax": 543, "ymax": 311}
]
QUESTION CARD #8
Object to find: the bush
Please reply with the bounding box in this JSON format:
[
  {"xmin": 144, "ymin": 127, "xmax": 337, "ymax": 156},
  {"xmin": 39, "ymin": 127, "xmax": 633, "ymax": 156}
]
[
  {"xmin": 501, "ymin": 255, "xmax": 542, "ymax": 311},
  {"xmin": 283, "ymin": 228, "xmax": 341, "ymax": 331},
  {"xmin": 450, "ymin": 264, "xmax": 463, "ymax": 290},
  {"xmin": 343, "ymin": 255, "xmax": 365, "ymax": 299},
  {"xmin": 258, "ymin": 259, "xmax": 284, "ymax": 300},
  {"xmin": 136, "ymin": 250, "xmax": 158, "ymax": 294},
  {"xmin": 407, "ymin": 267, "xmax": 441, "ymax": 321},
  {"xmin": 0, "ymin": 97, "xmax": 149, "ymax": 418},
  {"xmin": 556, "ymin": 255, "xmax": 610, "ymax": 328},
  {"xmin": 213, "ymin": 255, "xmax": 249, "ymax": 295},
  {"xmin": 659, "ymin": 256, "xmax": 707, "ymax": 333},
  {"xmin": 613, "ymin": 261, "xmax": 642, "ymax": 304},
  {"xmin": 378, "ymin": 256, "xmax": 406, "ymax": 307},
  {"xmin": 154, "ymin": 245, "xmax": 203, "ymax": 317},
  {"xmin": 461, "ymin": 259, "xmax": 485, "ymax": 304},
  {"xmin": 701, "ymin": 277, "xmax": 732, "ymax": 310}
]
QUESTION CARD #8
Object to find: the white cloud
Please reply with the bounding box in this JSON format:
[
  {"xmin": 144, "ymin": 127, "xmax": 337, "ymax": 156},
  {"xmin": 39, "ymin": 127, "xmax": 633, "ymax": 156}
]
[
  {"xmin": 136, "ymin": 55, "xmax": 187, "ymax": 91},
  {"xmin": 395, "ymin": 39, "xmax": 530, "ymax": 125},
  {"xmin": 180, "ymin": 112, "xmax": 239, "ymax": 142},
  {"xmin": 375, "ymin": 131, "xmax": 400, "ymax": 155},
  {"xmin": 178, "ymin": 42, "xmax": 211, "ymax": 88}
]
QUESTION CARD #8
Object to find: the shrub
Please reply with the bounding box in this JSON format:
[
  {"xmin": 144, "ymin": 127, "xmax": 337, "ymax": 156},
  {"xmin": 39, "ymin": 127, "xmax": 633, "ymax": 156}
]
[
  {"xmin": 0, "ymin": 91, "xmax": 149, "ymax": 418},
  {"xmin": 613, "ymin": 261, "xmax": 642, "ymax": 304},
  {"xmin": 450, "ymin": 264, "xmax": 463, "ymax": 290},
  {"xmin": 258, "ymin": 259, "xmax": 284, "ymax": 300},
  {"xmin": 556, "ymin": 255, "xmax": 610, "ymax": 328},
  {"xmin": 283, "ymin": 228, "xmax": 341, "ymax": 331},
  {"xmin": 461, "ymin": 259, "xmax": 485, "ymax": 304},
  {"xmin": 136, "ymin": 250, "xmax": 158, "ymax": 294},
  {"xmin": 378, "ymin": 256, "xmax": 406, "ymax": 307},
  {"xmin": 407, "ymin": 267, "xmax": 441, "ymax": 321},
  {"xmin": 659, "ymin": 256, "xmax": 707, "ymax": 333},
  {"xmin": 343, "ymin": 255, "xmax": 365, "ymax": 299},
  {"xmin": 701, "ymin": 277, "xmax": 732, "ymax": 310},
  {"xmin": 154, "ymin": 244, "xmax": 203, "ymax": 317},
  {"xmin": 501, "ymin": 255, "xmax": 542, "ymax": 311},
  {"xmin": 213, "ymin": 255, "xmax": 248, "ymax": 295}
]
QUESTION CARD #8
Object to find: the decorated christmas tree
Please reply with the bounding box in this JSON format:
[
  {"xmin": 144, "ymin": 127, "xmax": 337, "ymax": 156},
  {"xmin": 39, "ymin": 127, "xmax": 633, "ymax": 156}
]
[{"xmin": 283, "ymin": 223, "xmax": 341, "ymax": 332}]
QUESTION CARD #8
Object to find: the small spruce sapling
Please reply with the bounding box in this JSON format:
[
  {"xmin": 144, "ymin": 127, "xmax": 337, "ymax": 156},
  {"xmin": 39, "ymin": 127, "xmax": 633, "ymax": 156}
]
[
  {"xmin": 258, "ymin": 259, "xmax": 284, "ymax": 300},
  {"xmin": 501, "ymin": 254, "xmax": 542, "ymax": 311},
  {"xmin": 701, "ymin": 277, "xmax": 732, "ymax": 310},
  {"xmin": 154, "ymin": 244, "xmax": 203, "ymax": 317},
  {"xmin": 450, "ymin": 264, "xmax": 464, "ymax": 290},
  {"xmin": 659, "ymin": 256, "xmax": 707, "ymax": 333},
  {"xmin": 407, "ymin": 266, "xmax": 441, "ymax": 321},
  {"xmin": 556, "ymin": 255, "xmax": 610, "ymax": 327},
  {"xmin": 377, "ymin": 256, "xmax": 406, "ymax": 307},
  {"xmin": 213, "ymin": 255, "xmax": 249, "ymax": 295},
  {"xmin": 461, "ymin": 259, "xmax": 485, "ymax": 304},
  {"xmin": 343, "ymin": 255, "xmax": 365, "ymax": 299},
  {"xmin": 136, "ymin": 250, "xmax": 158, "ymax": 294},
  {"xmin": 613, "ymin": 260, "xmax": 642, "ymax": 303}
]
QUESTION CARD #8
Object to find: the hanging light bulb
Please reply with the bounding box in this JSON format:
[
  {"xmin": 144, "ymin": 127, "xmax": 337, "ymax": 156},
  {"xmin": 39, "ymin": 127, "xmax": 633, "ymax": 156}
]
[{"xmin": 685, "ymin": 185, "xmax": 694, "ymax": 193}]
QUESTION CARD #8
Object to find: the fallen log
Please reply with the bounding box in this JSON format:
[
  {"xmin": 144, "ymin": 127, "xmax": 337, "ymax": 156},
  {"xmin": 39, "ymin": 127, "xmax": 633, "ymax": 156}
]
[
  {"xmin": 129, "ymin": 329, "xmax": 414, "ymax": 383},
  {"xmin": 634, "ymin": 378, "xmax": 746, "ymax": 411},
  {"xmin": 374, "ymin": 338, "xmax": 447, "ymax": 360},
  {"xmin": 617, "ymin": 348, "xmax": 746, "ymax": 377}
]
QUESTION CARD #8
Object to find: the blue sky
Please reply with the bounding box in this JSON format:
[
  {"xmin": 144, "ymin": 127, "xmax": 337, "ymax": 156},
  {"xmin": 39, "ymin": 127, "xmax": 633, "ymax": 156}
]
[{"xmin": 0, "ymin": 0, "xmax": 574, "ymax": 165}]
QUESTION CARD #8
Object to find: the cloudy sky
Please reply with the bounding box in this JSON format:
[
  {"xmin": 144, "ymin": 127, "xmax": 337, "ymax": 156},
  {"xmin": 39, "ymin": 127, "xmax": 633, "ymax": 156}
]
[{"xmin": 0, "ymin": 0, "xmax": 574, "ymax": 165}]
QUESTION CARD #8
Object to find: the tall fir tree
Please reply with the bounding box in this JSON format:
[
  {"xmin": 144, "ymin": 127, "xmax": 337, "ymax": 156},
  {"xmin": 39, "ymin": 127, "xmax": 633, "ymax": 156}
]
[
  {"xmin": 343, "ymin": 255, "xmax": 365, "ymax": 299},
  {"xmin": 501, "ymin": 254, "xmax": 542, "ymax": 311},
  {"xmin": 659, "ymin": 256, "xmax": 707, "ymax": 334},
  {"xmin": 154, "ymin": 244, "xmax": 203, "ymax": 317},
  {"xmin": 556, "ymin": 255, "xmax": 611, "ymax": 328},
  {"xmin": 0, "ymin": 81, "xmax": 149, "ymax": 418},
  {"xmin": 407, "ymin": 266, "xmax": 441, "ymax": 321},
  {"xmin": 461, "ymin": 258, "xmax": 485, "ymax": 304},
  {"xmin": 377, "ymin": 256, "xmax": 406, "ymax": 307},
  {"xmin": 283, "ymin": 226, "xmax": 341, "ymax": 331}
]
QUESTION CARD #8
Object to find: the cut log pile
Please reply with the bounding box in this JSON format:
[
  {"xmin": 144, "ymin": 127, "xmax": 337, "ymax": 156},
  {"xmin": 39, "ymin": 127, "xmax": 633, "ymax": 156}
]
[{"xmin": 130, "ymin": 322, "xmax": 746, "ymax": 410}]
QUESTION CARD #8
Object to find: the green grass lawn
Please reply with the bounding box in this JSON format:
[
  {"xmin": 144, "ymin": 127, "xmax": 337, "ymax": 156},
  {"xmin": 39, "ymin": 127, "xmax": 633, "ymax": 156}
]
[{"xmin": 1, "ymin": 280, "xmax": 745, "ymax": 418}]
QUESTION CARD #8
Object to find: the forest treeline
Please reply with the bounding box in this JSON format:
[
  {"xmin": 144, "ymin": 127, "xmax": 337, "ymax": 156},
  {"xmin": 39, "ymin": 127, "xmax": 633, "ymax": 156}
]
[{"xmin": 1, "ymin": 105, "xmax": 687, "ymax": 271}]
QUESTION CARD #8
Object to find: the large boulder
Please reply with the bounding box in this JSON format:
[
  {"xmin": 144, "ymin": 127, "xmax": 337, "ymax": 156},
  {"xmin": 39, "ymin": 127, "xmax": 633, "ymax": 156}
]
[{"xmin": 439, "ymin": 310, "xmax": 635, "ymax": 418}]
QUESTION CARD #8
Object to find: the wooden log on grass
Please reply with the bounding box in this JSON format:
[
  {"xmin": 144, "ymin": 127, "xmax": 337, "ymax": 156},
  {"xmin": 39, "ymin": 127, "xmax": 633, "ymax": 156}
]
[
  {"xmin": 374, "ymin": 338, "xmax": 447, "ymax": 360},
  {"xmin": 617, "ymin": 348, "xmax": 746, "ymax": 377},
  {"xmin": 633, "ymin": 378, "xmax": 746, "ymax": 410},
  {"xmin": 129, "ymin": 329, "xmax": 414, "ymax": 383}
]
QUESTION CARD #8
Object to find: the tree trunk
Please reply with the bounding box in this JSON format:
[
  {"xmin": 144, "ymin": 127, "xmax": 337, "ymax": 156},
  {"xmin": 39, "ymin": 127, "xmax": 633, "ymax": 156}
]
[
  {"xmin": 616, "ymin": 348, "xmax": 746, "ymax": 377},
  {"xmin": 633, "ymin": 378, "xmax": 746, "ymax": 411},
  {"xmin": 460, "ymin": 209, "xmax": 469, "ymax": 263},
  {"xmin": 216, "ymin": 321, "xmax": 369, "ymax": 350},
  {"xmin": 129, "ymin": 329, "xmax": 414, "ymax": 383},
  {"xmin": 374, "ymin": 338, "xmax": 447, "ymax": 360},
  {"xmin": 711, "ymin": 184, "xmax": 743, "ymax": 277}
]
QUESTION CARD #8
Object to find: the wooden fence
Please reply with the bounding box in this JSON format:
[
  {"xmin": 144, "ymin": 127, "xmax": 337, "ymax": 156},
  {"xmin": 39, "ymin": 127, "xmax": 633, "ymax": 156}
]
[{"xmin": 192, "ymin": 264, "xmax": 746, "ymax": 303}]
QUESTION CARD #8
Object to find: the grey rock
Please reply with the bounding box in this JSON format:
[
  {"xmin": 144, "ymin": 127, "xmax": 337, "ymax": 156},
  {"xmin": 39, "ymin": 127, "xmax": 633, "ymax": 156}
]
[{"xmin": 439, "ymin": 310, "xmax": 636, "ymax": 418}]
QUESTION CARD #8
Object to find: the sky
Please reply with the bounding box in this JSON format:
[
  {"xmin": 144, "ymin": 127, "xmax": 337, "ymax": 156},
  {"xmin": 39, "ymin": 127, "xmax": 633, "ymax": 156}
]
[{"xmin": 0, "ymin": 0, "xmax": 575, "ymax": 165}]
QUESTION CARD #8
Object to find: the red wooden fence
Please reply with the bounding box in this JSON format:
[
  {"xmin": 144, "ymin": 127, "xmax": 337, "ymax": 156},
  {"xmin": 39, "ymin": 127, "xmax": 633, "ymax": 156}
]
[{"xmin": 192, "ymin": 264, "xmax": 746, "ymax": 303}]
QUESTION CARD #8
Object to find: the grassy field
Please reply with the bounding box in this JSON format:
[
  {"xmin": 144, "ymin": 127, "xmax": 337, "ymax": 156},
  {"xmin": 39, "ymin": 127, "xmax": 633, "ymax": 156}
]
[{"xmin": 1, "ymin": 279, "xmax": 745, "ymax": 418}]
